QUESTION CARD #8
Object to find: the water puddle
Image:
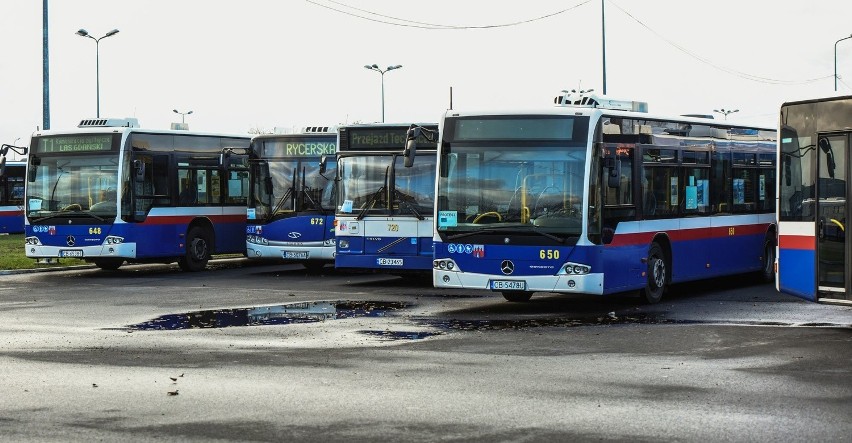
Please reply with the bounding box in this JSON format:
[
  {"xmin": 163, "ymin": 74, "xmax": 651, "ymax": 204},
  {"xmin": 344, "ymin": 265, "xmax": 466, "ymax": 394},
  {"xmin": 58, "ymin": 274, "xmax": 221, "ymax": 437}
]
[
  {"xmin": 123, "ymin": 300, "xmax": 409, "ymax": 331},
  {"xmin": 358, "ymin": 330, "xmax": 443, "ymax": 341}
]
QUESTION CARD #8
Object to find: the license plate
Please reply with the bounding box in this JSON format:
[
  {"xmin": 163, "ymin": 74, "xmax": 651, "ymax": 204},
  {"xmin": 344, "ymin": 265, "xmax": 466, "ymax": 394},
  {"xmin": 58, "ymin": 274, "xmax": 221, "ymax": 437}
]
[
  {"xmin": 377, "ymin": 258, "xmax": 403, "ymax": 266},
  {"xmin": 490, "ymin": 280, "xmax": 526, "ymax": 290},
  {"xmin": 283, "ymin": 251, "xmax": 309, "ymax": 260},
  {"xmin": 59, "ymin": 249, "xmax": 83, "ymax": 258}
]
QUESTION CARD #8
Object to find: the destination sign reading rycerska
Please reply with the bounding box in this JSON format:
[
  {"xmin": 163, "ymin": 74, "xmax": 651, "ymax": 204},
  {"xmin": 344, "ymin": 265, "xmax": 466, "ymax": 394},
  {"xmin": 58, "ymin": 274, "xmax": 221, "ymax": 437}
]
[
  {"xmin": 263, "ymin": 138, "xmax": 335, "ymax": 157},
  {"xmin": 37, "ymin": 135, "xmax": 113, "ymax": 153},
  {"xmin": 346, "ymin": 128, "xmax": 437, "ymax": 150}
]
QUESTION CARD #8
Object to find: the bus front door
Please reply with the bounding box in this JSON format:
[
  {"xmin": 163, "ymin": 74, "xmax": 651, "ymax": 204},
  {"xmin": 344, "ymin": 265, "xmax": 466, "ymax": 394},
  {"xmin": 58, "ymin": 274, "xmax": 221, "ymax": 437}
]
[{"xmin": 816, "ymin": 133, "xmax": 851, "ymax": 301}]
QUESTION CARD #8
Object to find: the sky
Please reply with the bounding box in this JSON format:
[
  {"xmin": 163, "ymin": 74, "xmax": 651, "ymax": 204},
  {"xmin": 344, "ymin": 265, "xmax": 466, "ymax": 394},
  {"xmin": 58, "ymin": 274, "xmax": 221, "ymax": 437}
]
[{"xmin": 2, "ymin": 0, "xmax": 852, "ymax": 159}]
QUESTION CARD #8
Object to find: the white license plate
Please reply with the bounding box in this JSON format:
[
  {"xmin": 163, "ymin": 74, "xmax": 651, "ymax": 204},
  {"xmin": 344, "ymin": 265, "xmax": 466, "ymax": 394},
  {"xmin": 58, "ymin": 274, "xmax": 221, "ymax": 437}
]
[
  {"xmin": 283, "ymin": 251, "xmax": 309, "ymax": 260},
  {"xmin": 59, "ymin": 249, "xmax": 83, "ymax": 258},
  {"xmin": 377, "ymin": 258, "xmax": 404, "ymax": 266},
  {"xmin": 490, "ymin": 280, "xmax": 526, "ymax": 290}
]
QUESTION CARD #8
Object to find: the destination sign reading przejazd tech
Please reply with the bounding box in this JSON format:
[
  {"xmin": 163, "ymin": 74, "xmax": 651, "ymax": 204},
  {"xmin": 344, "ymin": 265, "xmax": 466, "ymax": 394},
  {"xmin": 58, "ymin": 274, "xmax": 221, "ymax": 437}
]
[
  {"xmin": 36, "ymin": 135, "xmax": 114, "ymax": 153},
  {"xmin": 345, "ymin": 128, "xmax": 437, "ymax": 150}
]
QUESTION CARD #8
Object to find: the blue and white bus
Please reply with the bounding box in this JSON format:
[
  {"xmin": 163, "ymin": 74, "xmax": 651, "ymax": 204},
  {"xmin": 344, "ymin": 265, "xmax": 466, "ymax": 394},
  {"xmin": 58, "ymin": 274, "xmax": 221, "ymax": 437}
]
[
  {"xmin": 778, "ymin": 95, "xmax": 852, "ymax": 304},
  {"xmin": 246, "ymin": 127, "xmax": 337, "ymax": 271},
  {"xmin": 333, "ymin": 123, "xmax": 438, "ymax": 273},
  {"xmin": 0, "ymin": 150, "xmax": 26, "ymax": 234},
  {"xmin": 429, "ymin": 92, "xmax": 777, "ymax": 302},
  {"xmin": 23, "ymin": 118, "xmax": 250, "ymax": 270}
]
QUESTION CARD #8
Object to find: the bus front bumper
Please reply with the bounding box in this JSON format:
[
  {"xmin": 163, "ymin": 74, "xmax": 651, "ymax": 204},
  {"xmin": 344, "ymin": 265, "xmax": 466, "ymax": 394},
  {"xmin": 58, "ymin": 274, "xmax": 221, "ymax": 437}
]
[
  {"xmin": 25, "ymin": 242, "xmax": 137, "ymax": 259},
  {"xmin": 433, "ymin": 269, "xmax": 605, "ymax": 295}
]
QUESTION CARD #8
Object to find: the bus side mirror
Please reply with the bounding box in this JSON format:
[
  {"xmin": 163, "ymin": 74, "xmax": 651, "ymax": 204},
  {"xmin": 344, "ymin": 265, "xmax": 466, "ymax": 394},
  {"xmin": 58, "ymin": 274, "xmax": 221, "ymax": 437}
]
[
  {"xmin": 133, "ymin": 159, "xmax": 145, "ymax": 182},
  {"xmin": 319, "ymin": 155, "xmax": 327, "ymax": 174},
  {"xmin": 220, "ymin": 150, "xmax": 231, "ymax": 169},
  {"xmin": 0, "ymin": 156, "xmax": 6, "ymax": 176},
  {"xmin": 604, "ymin": 149, "xmax": 621, "ymax": 188},
  {"xmin": 403, "ymin": 125, "xmax": 421, "ymax": 168},
  {"xmin": 264, "ymin": 177, "xmax": 273, "ymax": 195},
  {"xmin": 28, "ymin": 155, "xmax": 40, "ymax": 182}
]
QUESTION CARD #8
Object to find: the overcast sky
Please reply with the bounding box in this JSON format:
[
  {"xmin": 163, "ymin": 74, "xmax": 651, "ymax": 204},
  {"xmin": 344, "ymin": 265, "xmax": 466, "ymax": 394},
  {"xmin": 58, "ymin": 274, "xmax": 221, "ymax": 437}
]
[{"xmin": 2, "ymin": 0, "xmax": 851, "ymax": 154}]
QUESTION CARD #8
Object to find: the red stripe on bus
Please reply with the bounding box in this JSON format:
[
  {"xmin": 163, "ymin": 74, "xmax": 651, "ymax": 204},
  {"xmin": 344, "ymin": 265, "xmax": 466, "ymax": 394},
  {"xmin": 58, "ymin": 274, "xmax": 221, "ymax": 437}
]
[
  {"xmin": 141, "ymin": 214, "xmax": 246, "ymax": 226},
  {"xmin": 0, "ymin": 210, "xmax": 23, "ymax": 216},
  {"xmin": 608, "ymin": 223, "xmax": 771, "ymax": 247},
  {"xmin": 779, "ymin": 235, "xmax": 814, "ymax": 251}
]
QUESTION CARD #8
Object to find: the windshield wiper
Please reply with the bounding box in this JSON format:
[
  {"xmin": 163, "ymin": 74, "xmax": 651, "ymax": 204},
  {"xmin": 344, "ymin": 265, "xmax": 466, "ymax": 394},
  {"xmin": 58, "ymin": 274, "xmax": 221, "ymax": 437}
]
[
  {"xmin": 393, "ymin": 189, "xmax": 424, "ymax": 220},
  {"xmin": 30, "ymin": 211, "xmax": 108, "ymax": 223},
  {"xmin": 447, "ymin": 225, "xmax": 566, "ymax": 243},
  {"xmin": 356, "ymin": 185, "xmax": 386, "ymax": 220},
  {"xmin": 356, "ymin": 166, "xmax": 390, "ymax": 220}
]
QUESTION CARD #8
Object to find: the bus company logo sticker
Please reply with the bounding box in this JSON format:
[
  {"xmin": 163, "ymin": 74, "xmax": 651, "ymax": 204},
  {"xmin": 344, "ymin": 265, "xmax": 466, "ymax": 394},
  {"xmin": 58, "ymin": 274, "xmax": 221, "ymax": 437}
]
[
  {"xmin": 48, "ymin": 226, "xmax": 56, "ymax": 235},
  {"xmin": 500, "ymin": 260, "xmax": 514, "ymax": 275},
  {"xmin": 288, "ymin": 232, "xmax": 302, "ymax": 239},
  {"xmin": 473, "ymin": 245, "xmax": 485, "ymax": 258}
]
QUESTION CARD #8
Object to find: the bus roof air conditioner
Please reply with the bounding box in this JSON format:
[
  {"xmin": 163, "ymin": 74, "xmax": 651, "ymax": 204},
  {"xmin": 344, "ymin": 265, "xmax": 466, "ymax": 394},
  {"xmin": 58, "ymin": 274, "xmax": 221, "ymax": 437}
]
[
  {"xmin": 554, "ymin": 90, "xmax": 648, "ymax": 113},
  {"xmin": 78, "ymin": 118, "xmax": 140, "ymax": 128}
]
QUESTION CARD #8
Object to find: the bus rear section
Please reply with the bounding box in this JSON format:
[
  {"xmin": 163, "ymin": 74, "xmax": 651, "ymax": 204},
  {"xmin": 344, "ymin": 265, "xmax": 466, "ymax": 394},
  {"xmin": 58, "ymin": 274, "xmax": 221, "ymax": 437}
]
[
  {"xmin": 0, "ymin": 158, "xmax": 25, "ymax": 234},
  {"xmin": 23, "ymin": 120, "xmax": 250, "ymax": 271},
  {"xmin": 246, "ymin": 129, "xmax": 337, "ymax": 271},
  {"xmin": 334, "ymin": 123, "xmax": 438, "ymax": 273},
  {"xmin": 433, "ymin": 92, "xmax": 777, "ymax": 303}
]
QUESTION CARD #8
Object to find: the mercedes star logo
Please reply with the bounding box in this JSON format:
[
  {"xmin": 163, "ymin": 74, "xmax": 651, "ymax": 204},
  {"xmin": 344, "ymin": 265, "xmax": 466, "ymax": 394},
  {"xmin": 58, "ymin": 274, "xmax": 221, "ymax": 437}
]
[
  {"xmin": 288, "ymin": 232, "xmax": 302, "ymax": 239},
  {"xmin": 500, "ymin": 260, "xmax": 514, "ymax": 275},
  {"xmin": 66, "ymin": 235, "xmax": 76, "ymax": 247}
]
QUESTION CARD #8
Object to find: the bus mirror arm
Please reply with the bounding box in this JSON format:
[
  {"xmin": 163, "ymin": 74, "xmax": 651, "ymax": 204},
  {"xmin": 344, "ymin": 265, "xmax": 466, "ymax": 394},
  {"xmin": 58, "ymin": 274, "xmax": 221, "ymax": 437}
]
[
  {"xmin": 319, "ymin": 155, "xmax": 327, "ymax": 175},
  {"xmin": 783, "ymin": 156, "xmax": 792, "ymax": 186},
  {"xmin": 603, "ymin": 149, "xmax": 620, "ymax": 188}
]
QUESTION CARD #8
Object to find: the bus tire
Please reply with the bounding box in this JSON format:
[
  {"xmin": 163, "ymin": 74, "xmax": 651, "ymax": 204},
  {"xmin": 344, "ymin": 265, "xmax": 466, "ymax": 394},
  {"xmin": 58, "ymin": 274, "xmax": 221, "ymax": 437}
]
[
  {"xmin": 760, "ymin": 238, "xmax": 776, "ymax": 283},
  {"xmin": 94, "ymin": 258, "xmax": 123, "ymax": 270},
  {"xmin": 640, "ymin": 242, "xmax": 667, "ymax": 304},
  {"xmin": 502, "ymin": 291, "xmax": 532, "ymax": 302},
  {"xmin": 178, "ymin": 226, "xmax": 211, "ymax": 272}
]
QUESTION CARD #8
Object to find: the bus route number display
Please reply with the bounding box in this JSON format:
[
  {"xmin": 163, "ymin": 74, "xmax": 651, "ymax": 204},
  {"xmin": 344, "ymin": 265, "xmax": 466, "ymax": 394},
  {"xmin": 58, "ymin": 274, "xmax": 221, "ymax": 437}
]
[{"xmin": 37, "ymin": 135, "xmax": 113, "ymax": 153}]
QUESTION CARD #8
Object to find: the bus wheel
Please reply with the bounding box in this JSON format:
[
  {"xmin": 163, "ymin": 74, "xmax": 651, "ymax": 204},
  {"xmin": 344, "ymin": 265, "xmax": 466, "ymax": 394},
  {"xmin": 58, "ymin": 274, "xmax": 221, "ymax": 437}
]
[
  {"xmin": 178, "ymin": 226, "xmax": 211, "ymax": 272},
  {"xmin": 640, "ymin": 242, "xmax": 667, "ymax": 304},
  {"xmin": 760, "ymin": 238, "xmax": 776, "ymax": 283},
  {"xmin": 94, "ymin": 259, "xmax": 123, "ymax": 270},
  {"xmin": 502, "ymin": 291, "xmax": 532, "ymax": 302}
]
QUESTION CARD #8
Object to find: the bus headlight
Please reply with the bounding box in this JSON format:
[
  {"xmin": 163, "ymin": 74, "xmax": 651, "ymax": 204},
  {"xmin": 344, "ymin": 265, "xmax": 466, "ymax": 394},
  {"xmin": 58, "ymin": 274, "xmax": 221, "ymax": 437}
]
[
  {"xmin": 433, "ymin": 259, "xmax": 460, "ymax": 272},
  {"xmin": 247, "ymin": 235, "xmax": 268, "ymax": 246},
  {"xmin": 338, "ymin": 239, "xmax": 349, "ymax": 249},
  {"xmin": 105, "ymin": 235, "xmax": 124, "ymax": 245},
  {"xmin": 323, "ymin": 238, "xmax": 336, "ymax": 247},
  {"xmin": 25, "ymin": 236, "xmax": 41, "ymax": 245},
  {"xmin": 557, "ymin": 262, "xmax": 591, "ymax": 275}
]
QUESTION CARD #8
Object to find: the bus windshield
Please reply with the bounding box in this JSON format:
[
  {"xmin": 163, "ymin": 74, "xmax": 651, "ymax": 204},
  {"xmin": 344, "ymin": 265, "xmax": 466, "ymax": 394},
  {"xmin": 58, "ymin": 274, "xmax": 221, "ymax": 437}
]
[
  {"xmin": 252, "ymin": 158, "xmax": 336, "ymax": 221},
  {"xmin": 437, "ymin": 144, "xmax": 587, "ymax": 236},
  {"xmin": 337, "ymin": 154, "xmax": 436, "ymax": 217},
  {"xmin": 26, "ymin": 153, "xmax": 119, "ymax": 221}
]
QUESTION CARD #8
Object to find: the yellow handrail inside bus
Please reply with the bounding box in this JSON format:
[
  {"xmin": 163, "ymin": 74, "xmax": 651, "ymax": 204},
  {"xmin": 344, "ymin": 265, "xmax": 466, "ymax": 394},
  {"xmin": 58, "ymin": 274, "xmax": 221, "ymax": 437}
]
[{"xmin": 830, "ymin": 218, "xmax": 845, "ymax": 232}]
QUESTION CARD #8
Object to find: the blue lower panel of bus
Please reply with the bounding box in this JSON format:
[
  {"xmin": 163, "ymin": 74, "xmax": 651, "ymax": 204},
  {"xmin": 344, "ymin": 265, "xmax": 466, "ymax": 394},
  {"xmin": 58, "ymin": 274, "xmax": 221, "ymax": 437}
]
[
  {"xmin": 778, "ymin": 248, "xmax": 816, "ymax": 301},
  {"xmin": 435, "ymin": 227, "xmax": 768, "ymax": 295},
  {"xmin": 336, "ymin": 235, "xmax": 433, "ymax": 271},
  {"xmin": 0, "ymin": 211, "xmax": 24, "ymax": 234},
  {"xmin": 246, "ymin": 214, "xmax": 335, "ymax": 261},
  {"xmin": 26, "ymin": 216, "xmax": 246, "ymax": 260}
]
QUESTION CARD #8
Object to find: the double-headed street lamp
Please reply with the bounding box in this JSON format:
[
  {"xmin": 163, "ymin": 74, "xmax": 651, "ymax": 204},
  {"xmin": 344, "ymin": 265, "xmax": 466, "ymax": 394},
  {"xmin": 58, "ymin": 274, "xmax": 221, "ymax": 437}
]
[
  {"xmin": 364, "ymin": 64, "xmax": 402, "ymax": 123},
  {"xmin": 76, "ymin": 28, "xmax": 120, "ymax": 118},
  {"xmin": 713, "ymin": 108, "xmax": 739, "ymax": 120},
  {"xmin": 835, "ymin": 34, "xmax": 852, "ymax": 92},
  {"xmin": 173, "ymin": 109, "xmax": 193, "ymax": 123}
]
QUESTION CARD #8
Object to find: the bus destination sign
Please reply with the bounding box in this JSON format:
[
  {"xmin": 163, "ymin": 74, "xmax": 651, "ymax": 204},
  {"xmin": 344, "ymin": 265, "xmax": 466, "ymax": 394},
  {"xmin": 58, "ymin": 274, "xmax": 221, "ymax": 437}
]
[
  {"xmin": 262, "ymin": 137, "xmax": 336, "ymax": 158},
  {"xmin": 37, "ymin": 135, "xmax": 114, "ymax": 154},
  {"xmin": 344, "ymin": 127, "xmax": 437, "ymax": 151}
]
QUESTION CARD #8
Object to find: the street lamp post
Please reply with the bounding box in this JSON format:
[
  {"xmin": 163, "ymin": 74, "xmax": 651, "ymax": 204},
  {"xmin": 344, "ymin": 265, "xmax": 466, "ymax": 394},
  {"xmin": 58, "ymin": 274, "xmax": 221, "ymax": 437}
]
[
  {"xmin": 713, "ymin": 108, "xmax": 739, "ymax": 120},
  {"xmin": 76, "ymin": 28, "xmax": 119, "ymax": 118},
  {"xmin": 173, "ymin": 109, "xmax": 193, "ymax": 124},
  {"xmin": 364, "ymin": 64, "xmax": 402, "ymax": 122},
  {"xmin": 835, "ymin": 34, "xmax": 852, "ymax": 92}
]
